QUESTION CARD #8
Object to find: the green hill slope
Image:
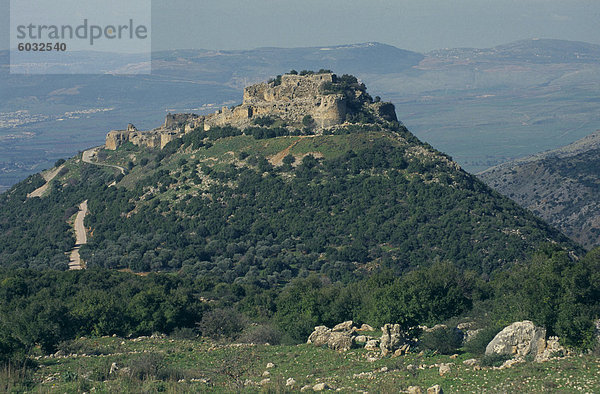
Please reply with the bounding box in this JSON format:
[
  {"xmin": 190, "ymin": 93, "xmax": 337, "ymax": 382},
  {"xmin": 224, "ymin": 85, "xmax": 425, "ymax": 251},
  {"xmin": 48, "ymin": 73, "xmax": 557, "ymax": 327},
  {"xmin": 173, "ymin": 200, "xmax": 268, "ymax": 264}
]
[
  {"xmin": 1, "ymin": 74, "xmax": 598, "ymax": 367},
  {"xmin": 479, "ymin": 130, "xmax": 600, "ymax": 249},
  {"xmin": 0, "ymin": 122, "xmax": 578, "ymax": 280}
]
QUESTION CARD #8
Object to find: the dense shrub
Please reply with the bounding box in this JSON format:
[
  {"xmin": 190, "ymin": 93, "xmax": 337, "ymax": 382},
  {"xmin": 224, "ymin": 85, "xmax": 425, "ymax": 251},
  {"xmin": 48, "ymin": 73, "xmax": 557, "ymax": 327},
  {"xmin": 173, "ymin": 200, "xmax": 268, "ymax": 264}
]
[
  {"xmin": 238, "ymin": 324, "xmax": 282, "ymax": 345},
  {"xmin": 480, "ymin": 353, "xmax": 511, "ymax": 367},
  {"xmin": 128, "ymin": 353, "xmax": 164, "ymax": 381},
  {"xmin": 419, "ymin": 326, "xmax": 463, "ymax": 355},
  {"xmin": 197, "ymin": 309, "xmax": 248, "ymax": 340},
  {"xmin": 169, "ymin": 327, "xmax": 198, "ymax": 340}
]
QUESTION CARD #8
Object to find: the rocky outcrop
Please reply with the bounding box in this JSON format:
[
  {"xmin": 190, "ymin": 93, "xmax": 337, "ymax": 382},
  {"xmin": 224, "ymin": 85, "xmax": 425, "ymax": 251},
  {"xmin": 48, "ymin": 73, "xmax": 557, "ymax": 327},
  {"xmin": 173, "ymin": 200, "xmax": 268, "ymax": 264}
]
[
  {"xmin": 535, "ymin": 336, "xmax": 566, "ymax": 362},
  {"xmin": 438, "ymin": 364, "xmax": 451, "ymax": 376},
  {"xmin": 307, "ymin": 326, "xmax": 332, "ymax": 347},
  {"xmin": 457, "ymin": 322, "xmax": 482, "ymax": 344},
  {"xmin": 364, "ymin": 339, "xmax": 380, "ymax": 350},
  {"xmin": 485, "ymin": 321, "xmax": 546, "ymax": 357},
  {"xmin": 307, "ymin": 321, "xmax": 416, "ymax": 355},
  {"xmin": 427, "ymin": 385, "xmax": 443, "ymax": 394},
  {"xmin": 307, "ymin": 321, "xmax": 389, "ymax": 352},
  {"xmin": 380, "ymin": 324, "xmax": 406, "ymax": 356},
  {"xmin": 327, "ymin": 332, "xmax": 354, "ymax": 351},
  {"xmin": 306, "ymin": 325, "xmax": 352, "ymax": 351},
  {"xmin": 370, "ymin": 101, "xmax": 398, "ymax": 123}
]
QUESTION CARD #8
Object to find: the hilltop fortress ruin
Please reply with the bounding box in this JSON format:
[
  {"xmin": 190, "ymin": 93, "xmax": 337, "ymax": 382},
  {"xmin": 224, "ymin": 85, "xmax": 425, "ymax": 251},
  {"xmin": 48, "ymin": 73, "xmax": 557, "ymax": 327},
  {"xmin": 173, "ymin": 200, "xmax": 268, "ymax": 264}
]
[{"xmin": 106, "ymin": 72, "xmax": 398, "ymax": 150}]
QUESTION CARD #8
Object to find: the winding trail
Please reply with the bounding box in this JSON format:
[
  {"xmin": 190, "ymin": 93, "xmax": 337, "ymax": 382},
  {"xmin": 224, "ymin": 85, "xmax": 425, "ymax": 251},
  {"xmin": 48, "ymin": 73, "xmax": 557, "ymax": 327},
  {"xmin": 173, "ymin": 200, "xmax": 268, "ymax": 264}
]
[
  {"xmin": 68, "ymin": 200, "xmax": 88, "ymax": 270},
  {"xmin": 82, "ymin": 147, "xmax": 125, "ymax": 175},
  {"xmin": 27, "ymin": 164, "xmax": 65, "ymax": 198},
  {"xmin": 66, "ymin": 147, "xmax": 124, "ymax": 270}
]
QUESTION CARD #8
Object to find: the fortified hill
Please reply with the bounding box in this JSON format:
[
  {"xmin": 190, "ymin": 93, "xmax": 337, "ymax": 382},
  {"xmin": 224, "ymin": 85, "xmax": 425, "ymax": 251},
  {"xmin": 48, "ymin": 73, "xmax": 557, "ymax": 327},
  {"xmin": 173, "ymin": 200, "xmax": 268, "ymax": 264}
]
[{"xmin": 106, "ymin": 72, "xmax": 398, "ymax": 150}]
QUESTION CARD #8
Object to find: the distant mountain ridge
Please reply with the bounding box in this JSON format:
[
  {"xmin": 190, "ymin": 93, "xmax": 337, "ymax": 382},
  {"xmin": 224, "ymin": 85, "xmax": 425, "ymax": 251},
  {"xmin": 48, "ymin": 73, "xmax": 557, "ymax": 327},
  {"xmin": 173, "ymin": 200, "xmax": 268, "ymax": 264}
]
[
  {"xmin": 427, "ymin": 39, "xmax": 600, "ymax": 64},
  {"xmin": 479, "ymin": 130, "xmax": 600, "ymax": 249}
]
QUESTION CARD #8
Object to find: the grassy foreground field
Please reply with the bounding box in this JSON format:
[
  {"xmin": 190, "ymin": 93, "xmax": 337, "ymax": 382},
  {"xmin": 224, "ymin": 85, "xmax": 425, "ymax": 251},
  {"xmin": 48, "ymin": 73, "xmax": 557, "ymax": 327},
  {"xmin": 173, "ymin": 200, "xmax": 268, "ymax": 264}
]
[{"xmin": 4, "ymin": 335, "xmax": 600, "ymax": 393}]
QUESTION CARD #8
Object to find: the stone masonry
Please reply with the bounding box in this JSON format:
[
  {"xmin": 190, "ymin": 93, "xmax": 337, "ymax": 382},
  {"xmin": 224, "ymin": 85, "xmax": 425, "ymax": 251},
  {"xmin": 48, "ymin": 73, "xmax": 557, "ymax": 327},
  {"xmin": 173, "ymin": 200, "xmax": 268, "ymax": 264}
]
[{"xmin": 105, "ymin": 73, "xmax": 396, "ymax": 150}]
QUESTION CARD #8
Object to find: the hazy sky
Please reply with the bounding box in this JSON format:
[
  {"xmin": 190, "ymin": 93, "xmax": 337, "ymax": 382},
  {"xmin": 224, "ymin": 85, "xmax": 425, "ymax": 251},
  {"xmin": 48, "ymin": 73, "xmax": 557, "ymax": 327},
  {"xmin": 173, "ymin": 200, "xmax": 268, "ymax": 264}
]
[{"xmin": 3, "ymin": 0, "xmax": 600, "ymax": 52}]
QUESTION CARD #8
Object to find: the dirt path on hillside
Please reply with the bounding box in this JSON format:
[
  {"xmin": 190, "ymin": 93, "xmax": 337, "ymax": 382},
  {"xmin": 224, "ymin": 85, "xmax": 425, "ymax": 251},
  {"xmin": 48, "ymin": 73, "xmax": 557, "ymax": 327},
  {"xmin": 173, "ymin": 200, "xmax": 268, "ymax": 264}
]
[
  {"xmin": 27, "ymin": 164, "xmax": 65, "ymax": 198},
  {"xmin": 82, "ymin": 147, "xmax": 125, "ymax": 175},
  {"xmin": 68, "ymin": 200, "xmax": 88, "ymax": 270},
  {"xmin": 66, "ymin": 147, "xmax": 123, "ymax": 270},
  {"xmin": 269, "ymin": 137, "xmax": 308, "ymax": 166}
]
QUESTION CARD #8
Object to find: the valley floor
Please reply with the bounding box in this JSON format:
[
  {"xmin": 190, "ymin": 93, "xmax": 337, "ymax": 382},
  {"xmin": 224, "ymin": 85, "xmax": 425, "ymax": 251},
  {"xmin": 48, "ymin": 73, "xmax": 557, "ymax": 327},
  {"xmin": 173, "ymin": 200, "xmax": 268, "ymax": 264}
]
[{"xmin": 9, "ymin": 336, "xmax": 600, "ymax": 393}]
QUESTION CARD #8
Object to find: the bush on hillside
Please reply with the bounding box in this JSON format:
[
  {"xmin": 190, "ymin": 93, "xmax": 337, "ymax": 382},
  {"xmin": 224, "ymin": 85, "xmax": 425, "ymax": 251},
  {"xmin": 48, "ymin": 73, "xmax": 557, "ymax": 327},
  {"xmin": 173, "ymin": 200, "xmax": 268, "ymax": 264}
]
[
  {"xmin": 197, "ymin": 309, "xmax": 248, "ymax": 341},
  {"xmin": 238, "ymin": 324, "xmax": 282, "ymax": 345},
  {"xmin": 419, "ymin": 326, "xmax": 463, "ymax": 355}
]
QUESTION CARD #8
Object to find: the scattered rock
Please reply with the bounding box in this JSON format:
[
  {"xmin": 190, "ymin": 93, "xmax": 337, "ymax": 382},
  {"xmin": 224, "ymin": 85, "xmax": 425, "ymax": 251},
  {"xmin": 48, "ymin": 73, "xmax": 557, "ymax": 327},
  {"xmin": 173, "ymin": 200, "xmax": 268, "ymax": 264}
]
[
  {"xmin": 313, "ymin": 382, "xmax": 330, "ymax": 391},
  {"xmin": 380, "ymin": 366, "xmax": 388, "ymax": 372},
  {"xmin": 438, "ymin": 363, "xmax": 451, "ymax": 376},
  {"xmin": 449, "ymin": 354, "xmax": 458, "ymax": 359},
  {"xmin": 260, "ymin": 378, "xmax": 271, "ymax": 386},
  {"xmin": 286, "ymin": 377, "xmax": 296, "ymax": 387},
  {"xmin": 462, "ymin": 358, "xmax": 479, "ymax": 367},
  {"xmin": 420, "ymin": 324, "xmax": 447, "ymax": 333},
  {"xmin": 498, "ymin": 357, "xmax": 524, "ymax": 370},
  {"xmin": 393, "ymin": 343, "xmax": 410, "ymax": 357},
  {"xmin": 485, "ymin": 321, "xmax": 546, "ymax": 357},
  {"xmin": 109, "ymin": 362, "xmax": 119, "ymax": 375},
  {"xmin": 457, "ymin": 322, "xmax": 474, "ymax": 331},
  {"xmin": 364, "ymin": 339, "xmax": 380, "ymax": 351},
  {"xmin": 301, "ymin": 385, "xmax": 312, "ymax": 392},
  {"xmin": 354, "ymin": 335, "xmax": 369, "ymax": 343},
  {"xmin": 406, "ymin": 364, "xmax": 418, "ymax": 373},
  {"xmin": 332, "ymin": 321, "xmax": 354, "ymax": 332},
  {"xmin": 266, "ymin": 362, "xmax": 275, "ymax": 369},
  {"xmin": 407, "ymin": 386, "xmax": 423, "ymax": 394},
  {"xmin": 262, "ymin": 371, "xmax": 270, "ymax": 377},
  {"xmin": 360, "ymin": 324, "xmax": 375, "ymax": 331},
  {"xmin": 427, "ymin": 384, "xmax": 443, "ymax": 394}
]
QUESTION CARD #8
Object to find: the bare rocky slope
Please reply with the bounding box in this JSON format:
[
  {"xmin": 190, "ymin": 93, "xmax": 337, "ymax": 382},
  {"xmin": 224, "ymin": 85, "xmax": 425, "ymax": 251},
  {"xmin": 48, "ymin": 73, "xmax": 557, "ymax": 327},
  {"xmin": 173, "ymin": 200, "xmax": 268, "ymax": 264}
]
[{"xmin": 478, "ymin": 130, "xmax": 600, "ymax": 249}]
